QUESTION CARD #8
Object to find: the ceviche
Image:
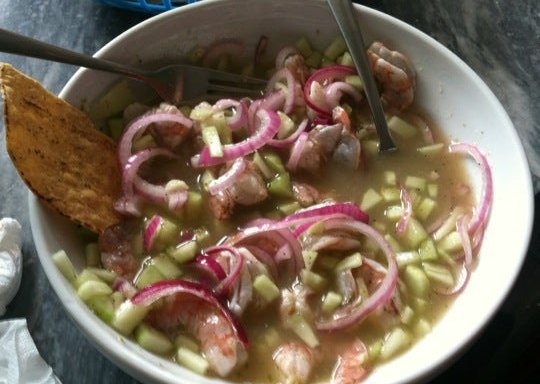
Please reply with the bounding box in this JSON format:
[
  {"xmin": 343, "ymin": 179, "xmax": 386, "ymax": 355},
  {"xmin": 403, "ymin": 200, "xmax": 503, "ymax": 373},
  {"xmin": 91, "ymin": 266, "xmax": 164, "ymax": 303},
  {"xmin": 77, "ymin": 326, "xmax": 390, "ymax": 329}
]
[{"xmin": 53, "ymin": 36, "xmax": 492, "ymax": 383}]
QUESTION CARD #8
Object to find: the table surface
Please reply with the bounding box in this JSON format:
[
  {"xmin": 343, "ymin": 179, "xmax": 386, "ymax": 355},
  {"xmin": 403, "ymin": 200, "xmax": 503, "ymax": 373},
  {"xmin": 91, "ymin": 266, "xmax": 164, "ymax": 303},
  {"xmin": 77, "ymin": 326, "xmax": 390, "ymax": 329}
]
[{"xmin": 1, "ymin": 0, "xmax": 539, "ymax": 383}]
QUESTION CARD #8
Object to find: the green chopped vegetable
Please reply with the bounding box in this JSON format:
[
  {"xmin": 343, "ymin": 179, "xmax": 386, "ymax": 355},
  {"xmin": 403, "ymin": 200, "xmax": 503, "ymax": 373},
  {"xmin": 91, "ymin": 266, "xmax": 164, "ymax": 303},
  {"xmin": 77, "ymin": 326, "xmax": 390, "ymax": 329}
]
[
  {"xmin": 360, "ymin": 188, "xmax": 383, "ymax": 211},
  {"xmin": 112, "ymin": 301, "xmax": 149, "ymax": 336},
  {"xmin": 380, "ymin": 327, "xmax": 412, "ymax": 360},
  {"xmin": 403, "ymin": 265, "xmax": 430, "ymax": 297},
  {"xmin": 295, "ymin": 37, "xmax": 313, "ymax": 58},
  {"xmin": 135, "ymin": 323, "xmax": 173, "ymax": 355},
  {"xmin": 201, "ymin": 125, "xmax": 223, "ymax": 157},
  {"xmin": 167, "ymin": 240, "xmax": 198, "ymax": 264},
  {"xmin": 387, "ymin": 116, "xmax": 417, "ymax": 138},
  {"xmin": 324, "ymin": 37, "xmax": 347, "ymax": 60},
  {"xmin": 176, "ymin": 347, "xmax": 209, "ymax": 375},
  {"xmin": 334, "ymin": 252, "xmax": 363, "ymax": 272},
  {"xmin": 253, "ymin": 274, "xmax": 280, "ymax": 303},
  {"xmin": 267, "ymin": 173, "xmax": 293, "ymax": 198},
  {"xmin": 321, "ymin": 291, "xmax": 343, "ymax": 314},
  {"xmin": 52, "ymin": 250, "xmax": 77, "ymax": 283}
]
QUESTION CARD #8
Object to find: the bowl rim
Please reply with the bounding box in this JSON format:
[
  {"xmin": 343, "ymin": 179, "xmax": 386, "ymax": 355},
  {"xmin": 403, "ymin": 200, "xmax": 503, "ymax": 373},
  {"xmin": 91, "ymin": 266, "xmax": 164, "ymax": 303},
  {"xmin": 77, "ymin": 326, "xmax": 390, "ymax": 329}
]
[{"xmin": 28, "ymin": 0, "xmax": 534, "ymax": 383}]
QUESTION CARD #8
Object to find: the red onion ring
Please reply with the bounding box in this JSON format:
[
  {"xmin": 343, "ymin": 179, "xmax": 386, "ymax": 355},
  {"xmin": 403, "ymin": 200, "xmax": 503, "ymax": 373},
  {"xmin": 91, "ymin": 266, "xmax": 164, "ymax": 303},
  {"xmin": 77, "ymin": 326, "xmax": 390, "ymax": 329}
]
[
  {"xmin": 243, "ymin": 246, "xmax": 278, "ymax": 279},
  {"xmin": 207, "ymin": 158, "xmax": 247, "ymax": 195},
  {"xmin": 203, "ymin": 246, "xmax": 245, "ymax": 296},
  {"xmin": 118, "ymin": 112, "xmax": 192, "ymax": 167},
  {"xmin": 396, "ymin": 185, "xmax": 412, "ymax": 235},
  {"xmin": 324, "ymin": 81, "xmax": 362, "ymax": 109},
  {"xmin": 266, "ymin": 67, "xmax": 297, "ymax": 114},
  {"xmin": 143, "ymin": 215, "xmax": 163, "ymax": 251},
  {"xmin": 448, "ymin": 143, "xmax": 493, "ymax": 235},
  {"xmin": 284, "ymin": 201, "xmax": 369, "ymax": 225},
  {"xmin": 268, "ymin": 119, "xmax": 309, "ymax": 148},
  {"xmin": 192, "ymin": 109, "xmax": 281, "ymax": 167},
  {"xmin": 131, "ymin": 279, "xmax": 248, "ymax": 347},
  {"xmin": 275, "ymin": 46, "xmax": 298, "ymax": 69},
  {"xmin": 112, "ymin": 277, "xmax": 136, "ymax": 299},
  {"xmin": 433, "ymin": 261, "xmax": 470, "ymax": 296},
  {"xmin": 194, "ymin": 254, "xmax": 227, "ymax": 282},
  {"xmin": 286, "ymin": 131, "xmax": 308, "ymax": 171},
  {"xmin": 213, "ymin": 99, "xmax": 248, "ymax": 131},
  {"xmin": 315, "ymin": 218, "xmax": 398, "ymax": 331},
  {"xmin": 457, "ymin": 215, "xmax": 473, "ymax": 268}
]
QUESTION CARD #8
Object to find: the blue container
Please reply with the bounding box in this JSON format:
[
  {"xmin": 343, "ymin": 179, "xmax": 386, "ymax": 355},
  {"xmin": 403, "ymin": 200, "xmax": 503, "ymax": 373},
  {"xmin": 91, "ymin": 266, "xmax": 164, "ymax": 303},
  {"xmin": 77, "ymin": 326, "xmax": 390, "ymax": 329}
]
[{"xmin": 95, "ymin": 0, "xmax": 200, "ymax": 14}]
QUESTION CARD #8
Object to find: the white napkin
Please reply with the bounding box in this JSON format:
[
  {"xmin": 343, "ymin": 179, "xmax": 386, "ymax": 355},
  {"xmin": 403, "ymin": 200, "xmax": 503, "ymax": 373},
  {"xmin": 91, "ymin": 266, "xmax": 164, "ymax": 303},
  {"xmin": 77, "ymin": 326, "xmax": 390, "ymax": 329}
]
[
  {"xmin": 0, "ymin": 319, "xmax": 61, "ymax": 384},
  {"xmin": 0, "ymin": 217, "xmax": 22, "ymax": 316}
]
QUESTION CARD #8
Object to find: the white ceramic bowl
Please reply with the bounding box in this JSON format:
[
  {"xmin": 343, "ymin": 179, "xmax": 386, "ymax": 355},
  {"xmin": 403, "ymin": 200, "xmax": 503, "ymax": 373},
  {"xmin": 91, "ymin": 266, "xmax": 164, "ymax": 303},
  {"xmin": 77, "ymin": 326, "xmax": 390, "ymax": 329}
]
[{"xmin": 29, "ymin": 0, "xmax": 534, "ymax": 383}]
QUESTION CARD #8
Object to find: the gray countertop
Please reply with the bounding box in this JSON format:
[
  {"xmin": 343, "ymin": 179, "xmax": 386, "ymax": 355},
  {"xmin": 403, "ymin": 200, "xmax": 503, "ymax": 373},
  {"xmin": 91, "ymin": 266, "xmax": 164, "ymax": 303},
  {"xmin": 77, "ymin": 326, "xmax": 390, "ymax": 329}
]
[{"xmin": 1, "ymin": 0, "xmax": 539, "ymax": 383}]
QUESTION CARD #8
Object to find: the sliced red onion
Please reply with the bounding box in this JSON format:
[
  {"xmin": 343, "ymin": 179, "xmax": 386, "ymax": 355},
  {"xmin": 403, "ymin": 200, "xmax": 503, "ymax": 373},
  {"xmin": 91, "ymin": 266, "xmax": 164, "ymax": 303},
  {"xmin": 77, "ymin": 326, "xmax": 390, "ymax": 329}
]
[
  {"xmin": 118, "ymin": 112, "xmax": 192, "ymax": 167},
  {"xmin": 143, "ymin": 215, "xmax": 163, "ymax": 252},
  {"xmin": 208, "ymin": 158, "xmax": 247, "ymax": 196},
  {"xmin": 284, "ymin": 201, "xmax": 369, "ymax": 225},
  {"xmin": 243, "ymin": 246, "xmax": 278, "ymax": 280},
  {"xmin": 286, "ymin": 131, "xmax": 308, "ymax": 171},
  {"xmin": 433, "ymin": 262, "xmax": 470, "ymax": 296},
  {"xmin": 203, "ymin": 246, "xmax": 245, "ymax": 296},
  {"xmin": 303, "ymin": 65, "xmax": 357, "ymax": 116},
  {"xmin": 213, "ymin": 99, "xmax": 248, "ymax": 131},
  {"xmin": 396, "ymin": 186, "xmax": 412, "ymax": 235},
  {"xmin": 275, "ymin": 46, "xmax": 298, "ymax": 69},
  {"xmin": 448, "ymin": 143, "xmax": 493, "ymax": 235},
  {"xmin": 266, "ymin": 67, "xmax": 297, "ymax": 114},
  {"xmin": 112, "ymin": 277, "xmax": 136, "ymax": 299},
  {"xmin": 315, "ymin": 218, "xmax": 398, "ymax": 331},
  {"xmin": 457, "ymin": 215, "xmax": 473, "ymax": 268},
  {"xmin": 268, "ymin": 119, "xmax": 309, "ymax": 148},
  {"xmin": 192, "ymin": 109, "xmax": 281, "ymax": 167},
  {"xmin": 324, "ymin": 81, "xmax": 362, "ymax": 109},
  {"xmin": 201, "ymin": 38, "xmax": 244, "ymax": 67},
  {"xmin": 167, "ymin": 190, "xmax": 188, "ymax": 211},
  {"xmin": 131, "ymin": 279, "xmax": 248, "ymax": 347},
  {"xmin": 194, "ymin": 253, "xmax": 227, "ymax": 282}
]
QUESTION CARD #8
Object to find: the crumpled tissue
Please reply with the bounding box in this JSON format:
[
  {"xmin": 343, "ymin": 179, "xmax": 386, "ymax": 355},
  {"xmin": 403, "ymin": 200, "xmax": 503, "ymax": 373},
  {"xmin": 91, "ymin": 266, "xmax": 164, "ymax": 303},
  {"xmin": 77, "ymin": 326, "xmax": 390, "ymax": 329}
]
[
  {"xmin": 0, "ymin": 319, "xmax": 61, "ymax": 384},
  {"xmin": 0, "ymin": 218, "xmax": 61, "ymax": 383}
]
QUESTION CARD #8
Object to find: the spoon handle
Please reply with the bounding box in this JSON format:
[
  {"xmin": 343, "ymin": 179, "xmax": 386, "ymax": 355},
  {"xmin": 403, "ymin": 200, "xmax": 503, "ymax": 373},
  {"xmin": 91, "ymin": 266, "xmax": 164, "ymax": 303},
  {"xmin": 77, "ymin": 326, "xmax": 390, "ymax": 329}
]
[
  {"xmin": 0, "ymin": 28, "xmax": 145, "ymax": 79},
  {"xmin": 326, "ymin": 0, "xmax": 396, "ymax": 151}
]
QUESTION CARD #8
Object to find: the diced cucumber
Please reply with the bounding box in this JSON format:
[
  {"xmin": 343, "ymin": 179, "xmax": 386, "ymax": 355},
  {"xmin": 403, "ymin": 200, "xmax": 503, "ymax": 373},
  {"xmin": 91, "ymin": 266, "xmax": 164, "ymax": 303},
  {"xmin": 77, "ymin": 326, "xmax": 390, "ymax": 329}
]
[
  {"xmin": 411, "ymin": 297, "xmax": 428, "ymax": 313},
  {"xmin": 262, "ymin": 151, "xmax": 286, "ymax": 174},
  {"xmin": 85, "ymin": 243, "xmax": 101, "ymax": 268},
  {"xmin": 404, "ymin": 176, "xmax": 426, "ymax": 191},
  {"xmin": 253, "ymin": 274, "xmax": 280, "ymax": 303},
  {"xmin": 418, "ymin": 238, "xmax": 438, "ymax": 261},
  {"xmin": 132, "ymin": 134, "xmax": 157, "ymax": 152},
  {"xmin": 395, "ymin": 251, "xmax": 420, "ymax": 269},
  {"xmin": 384, "ymin": 234, "xmax": 402, "ymax": 252},
  {"xmin": 90, "ymin": 80, "xmax": 137, "ymax": 120},
  {"xmin": 167, "ymin": 240, "xmax": 198, "ymax": 264},
  {"xmin": 387, "ymin": 116, "xmax": 417, "ymax": 139},
  {"xmin": 287, "ymin": 314, "xmax": 319, "ymax": 348},
  {"xmin": 324, "ymin": 37, "xmax": 347, "ymax": 60},
  {"xmin": 189, "ymin": 102, "xmax": 213, "ymax": 121},
  {"xmin": 201, "ymin": 125, "xmax": 223, "ymax": 157},
  {"xmin": 401, "ymin": 218, "xmax": 428, "ymax": 248},
  {"xmin": 75, "ymin": 269, "xmax": 102, "ymax": 289},
  {"xmin": 185, "ymin": 191, "xmax": 203, "ymax": 220},
  {"xmin": 417, "ymin": 143, "xmax": 445, "ymax": 155},
  {"xmin": 413, "ymin": 318, "xmax": 432, "ymax": 337},
  {"xmin": 175, "ymin": 334, "xmax": 200, "ymax": 353},
  {"xmin": 135, "ymin": 265, "xmax": 165, "ymax": 289},
  {"xmin": 415, "ymin": 197, "xmax": 436, "ymax": 220},
  {"xmin": 334, "ymin": 252, "xmax": 363, "ymax": 273},
  {"xmin": 305, "ymin": 51, "xmax": 322, "ymax": 68},
  {"xmin": 380, "ymin": 327, "xmax": 412, "ymax": 360},
  {"xmin": 422, "ymin": 262, "xmax": 454, "ymax": 288},
  {"xmin": 176, "ymin": 347, "xmax": 209, "ymax": 375},
  {"xmin": 86, "ymin": 267, "xmax": 117, "ymax": 284},
  {"xmin": 385, "ymin": 205, "xmax": 404, "ymax": 221},
  {"xmin": 339, "ymin": 52, "xmax": 354, "ymax": 66},
  {"xmin": 52, "ymin": 250, "xmax": 77, "ymax": 283},
  {"xmin": 404, "ymin": 265, "xmax": 430, "ymax": 297},
  {"xmin": 321, "ymin": 291, "xmax": 343, "ymax": 314},
  {"xmin": 372, "ymin": 221, "xmax": 386, "ymax": 233},
  {"xmin": 427, "ymin": 183, "xmax": 439, "ymax": 198},
  {"xmin": 368, "ymin": 340, "xmax": 383, "ymax": 362},
  {"xmin": 267, "ymin": 173, "xmax": 293, "ymax": 198},
  {"xmin": 152, "ymin": 255, "xmax": 183, "ymax": 279},
  {"xmin": 262, "ymin": 327, "xmax": 282, "ymax": 349},
  {"xmin": 87, "ymin": 295, "xmax": 115, "ymax": 324},
  {"xmin": 295, "ymin": 37, "xmax": 313, "ymax": 58},
  {"xmin": 321, "ymin": 56, "xmax": 335, "ymax": 67},
  {"xmin": 135, "ymin": 323, "xmax": 173, "ymax": 355},
  {"xmin": 381, "ymin": 187, "xmax": 401, "ymax": 203},
  {"xmin": 384, "ymin": 171, "xmax": 397, "ymax": 185},
  {"xmin": 112, "ymin": 300, "xmax": 149, "ymax": 336},
  {"xmin": 253, "ymin": 151, "xmax": 275, "ymax": 179},
  {"xmin": 300, "ymin": 269, "xmax": 327, "ymax": 292},
  {"xmin": 200, "ymin": 169, "xmax": 215, "ymax": 191},
  {"xmin": 277, "ymin": 111, "xmax": 296, "ymax": 139},
  {"xmin": 437, "ymin": 231, "xmax": 463, "ymax": 254},
  {"xmin": 317, "ymin": 255, "xmax": 339, "ymax": 271},
  {"xmin": 152, "ymin": 217, "xmax": 180, "ymax": 252},
  {"xmin": 399, "ymin": 305, "xmax": 415, "ymax": 325},
  {"xmin": 432, "ymin": 206, "xmax": 466, "ymax": 241},
  {"xmin": 344, "ymin": 75, "xmax": 363, "ymax": 90},
  {"xmin": 360, "ymin": 188, "xmax": 383, "ymax": 211},
  {"xmin": 77, "ymin": 280, "xmax": 112, "ymax": 302},
  {"xmin": 111, "ymin": 291, "xmax": 125, "ymax": 310},
  {"xmin": 107, "ymin": 118, "xmax": 124, "ymax": 141},
  {"xmin": 278, "ymin": 201, "xmax": 301, "ymax": 216},
  {"xmin": 306, "ymin": 221, "xmax": 324, "ymax": 236},
  {"xmin": 302, "ymin": 250, "xmax": 318, "ymax": 270}
]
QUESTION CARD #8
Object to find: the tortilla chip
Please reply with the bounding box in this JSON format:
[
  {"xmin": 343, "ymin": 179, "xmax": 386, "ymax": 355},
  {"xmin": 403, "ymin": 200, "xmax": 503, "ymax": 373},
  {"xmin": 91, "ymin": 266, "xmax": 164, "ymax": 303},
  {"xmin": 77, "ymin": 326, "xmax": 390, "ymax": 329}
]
[{"xmin": 1, "ymin": 63, "xmax": 122, "ymax": 234}]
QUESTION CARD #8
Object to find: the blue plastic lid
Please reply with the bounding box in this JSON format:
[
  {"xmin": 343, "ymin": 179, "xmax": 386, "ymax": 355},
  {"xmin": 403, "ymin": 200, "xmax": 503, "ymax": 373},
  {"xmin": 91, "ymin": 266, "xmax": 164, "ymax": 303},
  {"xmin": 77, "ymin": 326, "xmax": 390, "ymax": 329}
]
[{"xmin": 95, "ymin": 0, "xmax": 200, "ymax": 14}]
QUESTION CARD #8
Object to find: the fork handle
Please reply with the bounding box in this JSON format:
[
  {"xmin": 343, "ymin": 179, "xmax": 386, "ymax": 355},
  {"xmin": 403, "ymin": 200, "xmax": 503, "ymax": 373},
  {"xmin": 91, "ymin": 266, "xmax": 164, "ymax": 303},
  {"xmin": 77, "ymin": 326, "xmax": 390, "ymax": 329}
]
[{"xmin": 0, "ymin": 28, "xmax": 147, "ymax": 80}]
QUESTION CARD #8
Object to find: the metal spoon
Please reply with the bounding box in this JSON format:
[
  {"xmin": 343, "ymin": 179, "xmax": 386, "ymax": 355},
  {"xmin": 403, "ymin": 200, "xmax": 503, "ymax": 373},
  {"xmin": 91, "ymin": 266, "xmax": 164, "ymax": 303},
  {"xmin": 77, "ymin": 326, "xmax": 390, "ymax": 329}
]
[{"xmin": 327, "ymin": 0, "xmax": 396, "ymax": 152}]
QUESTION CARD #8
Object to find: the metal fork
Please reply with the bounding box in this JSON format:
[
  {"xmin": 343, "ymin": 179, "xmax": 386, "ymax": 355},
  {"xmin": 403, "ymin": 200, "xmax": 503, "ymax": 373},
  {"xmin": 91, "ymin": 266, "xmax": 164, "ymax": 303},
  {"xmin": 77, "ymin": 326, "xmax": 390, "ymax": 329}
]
[
  {"xmin": 0, "ymin": 28, "xmax": 266, "ymax": 104},
  {"xmin": 327, "ymin": 0, "xmax": 396, "ymax": 152}
]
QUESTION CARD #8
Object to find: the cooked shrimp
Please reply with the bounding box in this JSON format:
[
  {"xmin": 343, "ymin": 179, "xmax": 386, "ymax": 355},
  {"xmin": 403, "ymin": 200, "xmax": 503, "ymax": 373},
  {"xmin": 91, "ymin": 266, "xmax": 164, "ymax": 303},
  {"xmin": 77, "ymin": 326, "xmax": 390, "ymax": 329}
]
[
  {"xmin": 208, "ymin": 162, "xmax": 268, "ymax": 219},
  {"xmin": 333, "ymin": 131, "xmax": 362, "ymax": 170},
  {"xmin": 98, "ymin": 221, "xmax": 140, "ymax": 279},
  {"xmin": 297, "ymin": 124, "xmax": 343, "ymax": 174},
  {"xmin": 368, "ymin": 41, "xmax": 416, "ymax": 113},
  {"xmin": 273, "ymin": 342, "xmax": 314, "ymax": 384},
  {"xmin": 147, "ymin": 296, "xmax": 247, "ymax": 377},
  {"xmin": 280, "ymin": 287, "xmax": 313, "ymax": 322},
  {"xmin": 331, "ymin": 339, "xmax": 369, "ymax": 384},
  {"xmin": 149, "ymin": 102, "xmax": 192, "ymax": 148},
  {"xmin": 284, "ymin": 54, "xmax": 310, "ymax": 85}
]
